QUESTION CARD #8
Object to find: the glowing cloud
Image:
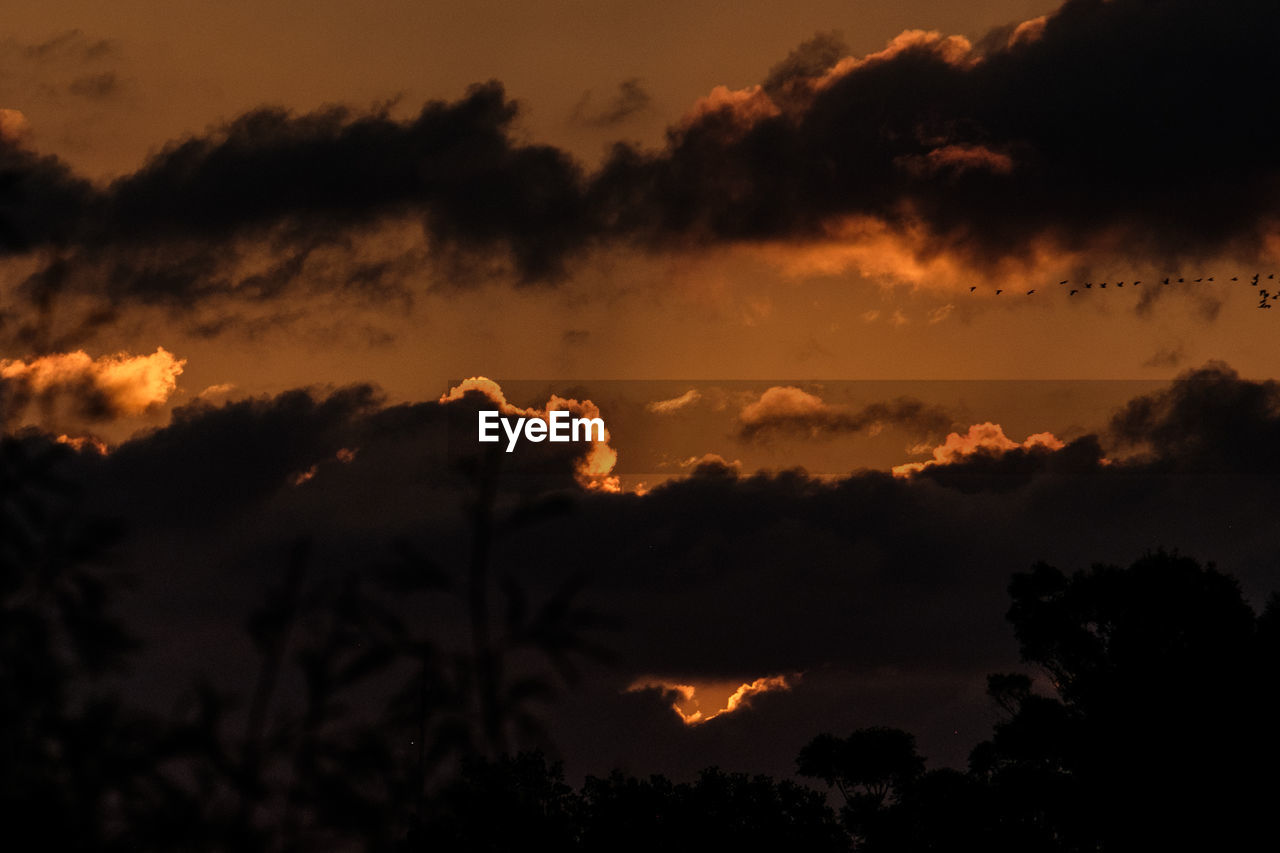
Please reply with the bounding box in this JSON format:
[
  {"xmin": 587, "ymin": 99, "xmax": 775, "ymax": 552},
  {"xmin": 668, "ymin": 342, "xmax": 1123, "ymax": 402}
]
[
  {"xmin": 197, "ymin": 383, "xmax": 237, "ymax": 399},
  {"xmin": 893, "ymin": 422, "xmax": 1065, "ymax": 477},
  {"xmin": 54, "ymin": 433, "xmax": 108, "ymax": 455},
  {"xmin": 627, "ymin": 674, "xmax": 796, "ymax": 725},
  {"xmin": 0, "ymin": 108, "xmax": 31, "ymax": 143},
  {"xmin": 0, "ymin": 347, "xmax": 185, "ymax": 420},
  {"xmin": 1009, "ymin": 15, "xmax": 1049, "ymax": 47},
  {"xmin": 440, "ymin": 377, "xmax": 620, "ymax": 491},
  {"xmin": 647, "ymin": 389, "xmax": 702, "ymax": 414},
  {"xmin": 679, "ymin": 453, "xmax": 742, "ymax": 473}
]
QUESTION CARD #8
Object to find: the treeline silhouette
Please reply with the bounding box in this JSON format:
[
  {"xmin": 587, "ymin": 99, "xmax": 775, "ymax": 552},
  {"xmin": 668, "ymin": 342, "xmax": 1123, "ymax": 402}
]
[
  {"xmin": 3, "ymin": 431, "xmax": 1279, "ymax": 851},
  {"xmin": 797, "ymin": 552, "xmax": 1280, "ymax": 851}
]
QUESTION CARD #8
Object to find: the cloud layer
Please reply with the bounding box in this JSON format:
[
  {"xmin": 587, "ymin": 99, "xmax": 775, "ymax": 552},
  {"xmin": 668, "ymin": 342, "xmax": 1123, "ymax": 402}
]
[{"xmin": 4, "ymin": 0, "xmax": 1280, "ymax": 320}]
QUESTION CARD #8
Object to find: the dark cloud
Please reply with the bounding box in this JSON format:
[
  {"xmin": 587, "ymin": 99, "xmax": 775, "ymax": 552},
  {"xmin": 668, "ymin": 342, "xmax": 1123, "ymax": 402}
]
[
  {"xmin": 570, "ymin": 78, "xmax": 652, "ymax": 127},
  {"xmin": 0, "ymin": 142, "xmax": 95, "ymax": 252},
  {"xmin": 593, "ymin": 0, "xmax": 1280, "ymax": 267},
  {"xmin": 67, "ymin": 71, "xmax": 120, "ymax": 99},
  {"xmin": 83, "ymin": 381, "xmax": 591, "ymax": 529},
  {"xmin": 1108, "ymin": 361, "xmax": 1280, "ymax": 474},
  {"xmin": 911, "ymin": 434, "xmax": 1106, "ymax": 493},
  {"xmin": 100, "ymin": 86, "xmax": 586, "ymax": 267},
  {"xmin": 23, "ymin": 362, "xmax": 1278, "ymax": 782},
  {"xmin": 4, "ymin": 0, "xmax": 1279, "ymax": 320},
  {"xmin": 2, "ymin": 82, "xmax": 593, "ymax": 311},
  {"xmin": 760, "ymin": 31, "xmax": 848, "ymax": 103},
  {"xmin": 17, "ymin": 29, "xmax": 117, "ymax": 63},
  {"xmin": 1143, "ymin": 343, "xmax": 1186, "ymax": 369}
]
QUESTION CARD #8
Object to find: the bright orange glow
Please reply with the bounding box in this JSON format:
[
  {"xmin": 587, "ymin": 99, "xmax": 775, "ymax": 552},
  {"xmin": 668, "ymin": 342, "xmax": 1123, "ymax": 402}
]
[
  {"xmin": 440, "ymin": 378, "xmax": 620, "ymax": 490},
  {"xmin": 0, "ymin": 347, "xmax": 186, "ymax": 416},
  {"xmin": 0, "ymin": 108, "xmax": 31, "ymax": 143},
  {"xmin": 55, "ymin": 433, "xmax": 108, "ymax": 455},
  {"xmin": 1009, "ymin": 15, "xmax": 1049, "ymax": 47},
  {"xmin": 893, "ymin": 422, "xmax": 1065, "ymax": 477},
  {"xmin": 680, "ymin": 84, "xmax": 780, "ymax": 130},
  {"xmin": 627, "ymin": 674, "xmax": 796, "ymax": 725}
]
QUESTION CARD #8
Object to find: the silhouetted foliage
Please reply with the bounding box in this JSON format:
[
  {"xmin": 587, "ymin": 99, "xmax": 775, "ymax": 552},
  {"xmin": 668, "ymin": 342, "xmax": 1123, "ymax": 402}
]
[
  {"xmin": 579, "ymin": 765, "xmax": 848, "ymax": 853},
  {"xmin": 0, "ymin": 433, "xmax": 159, "ymax": 850},
  {"xmin": 411, "ymin": 753, "xmax": 849, "ymax": 853},
  {"xmin": 797, "ymin": 727, "xmax": 927, "ymax": 846},
  {"xmin": 800, "ymin": 551, "xmax": 1280, "ymax": 853},
  {"xmin": 977, "ymin": 550, "xmax": 1279, "ymax": 850}
]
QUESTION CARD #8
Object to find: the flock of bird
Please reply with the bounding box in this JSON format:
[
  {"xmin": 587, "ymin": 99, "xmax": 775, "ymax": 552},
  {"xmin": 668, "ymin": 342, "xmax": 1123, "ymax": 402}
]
[{"xmin": 969, "ymin": 272, "xmax": 1279, "ymax": 308}]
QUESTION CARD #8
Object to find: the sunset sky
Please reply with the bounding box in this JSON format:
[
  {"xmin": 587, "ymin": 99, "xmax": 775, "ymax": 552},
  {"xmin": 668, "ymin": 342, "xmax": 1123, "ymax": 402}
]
[{"xmin": 4, "ymin": 0, "xmax": 1280, "ymax": 784}]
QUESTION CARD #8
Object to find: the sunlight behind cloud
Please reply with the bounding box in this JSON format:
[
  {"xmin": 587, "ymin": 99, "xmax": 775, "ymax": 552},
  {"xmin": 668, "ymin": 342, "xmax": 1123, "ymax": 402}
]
[{"xmin": 627, "ymin": 674, "xmax": 796, "ymax": 725}]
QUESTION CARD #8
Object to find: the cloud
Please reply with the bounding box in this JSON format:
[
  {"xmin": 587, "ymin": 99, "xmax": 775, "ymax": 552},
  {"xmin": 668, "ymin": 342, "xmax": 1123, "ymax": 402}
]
[
  {"xmin": 2, "ymin": 82, "xmax": 592, "ymax": 314},
  {"xmin": 6, "ymin": 0, "xmax": 1279, "ymax": 319},
  {"xmin": 196, "ymin": 382, "xmax": 236, "ymax": 399},
  {"xmin": 590, "ymin": 0, "xmax": 1280, "ymax": 280},
  {"xmin": 0, "ymin": 108, "xmax": 30, "ymax": 143},
  {"xmin": 0, "ymin": 346, "xmax": 184, "ymax": 422},
  {"xmin": 16, "ymin": 30, "xmax": 116, "ymax": 63},
  {"xmin": 761, "ymin": 31, "xmax": 849, "ymax": 104},
  {"xmin": 85, "ymin": 377, "xmax": 607, "ymax": 529},
  {"xmin": 1008, "ymin": 15, "xmax": 1049, "ymax": 47},
  {"xmin": 1143, "ymin": 344, "xmax": 1186, "ymax": 369},
  {"xmin": 738, "ymin": 386, "xmax": 952, "ymax": 442},
  {"xmin": 1108, "ymin": 361, "xmax": 1280, "ymax": 473},
  {"xmin": 896, "ymin": 143, "xmax": 1016, "ymax": 178},
  {"xmin": 570, "ymin": 78, "xmax": 652, "ymax": 127},
  {"xmin": 440, "ymin": 376, "xmax": 620, "ymax": 491},
  {"xmin": 626, "ymin": 674, "xmax": 795, "ymax": 725},
  {"xmin": 893, "ymin": 422, "xmax": 1065, "ymax": 478},
  {"xmin": 67, "ymin": 71, "xmax": 120, "ymax": 100},
  {"xmin": 647, "ymin": 388, "xmax": 702, "ymax": 414},
  {"xmin": 679, "ymin": 453, "xmax": 741, "ymax": 474}
]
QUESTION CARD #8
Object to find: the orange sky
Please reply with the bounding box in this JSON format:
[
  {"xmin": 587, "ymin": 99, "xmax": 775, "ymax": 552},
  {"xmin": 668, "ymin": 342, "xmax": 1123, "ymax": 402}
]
[{"xmin": 4, "ymin": 0, "xmax": 1279, "ymax": 463}]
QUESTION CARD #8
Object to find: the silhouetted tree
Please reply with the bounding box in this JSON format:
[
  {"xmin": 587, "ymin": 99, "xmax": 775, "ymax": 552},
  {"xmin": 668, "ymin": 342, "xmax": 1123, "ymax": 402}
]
[
  {"xmin": 973, "ymin": 550, "xmax": 1279, "ymax": 851},
  {"xmin": 0, "ymin": 433, "xmax": 169, "ymax": 849},
  {"xmin": 798, "ymin": 726, "xmax": 926, "ymax": 845},
  {"xmin": 579, "ymin": 765, "xmax": 849, "ymax": 852}
]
